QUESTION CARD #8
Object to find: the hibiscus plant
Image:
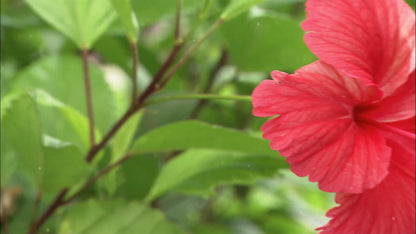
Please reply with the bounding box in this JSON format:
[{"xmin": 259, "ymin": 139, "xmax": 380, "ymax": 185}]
[{"xmin": 1, "ymin": 0, "xmax": 415, "ymax": 234}]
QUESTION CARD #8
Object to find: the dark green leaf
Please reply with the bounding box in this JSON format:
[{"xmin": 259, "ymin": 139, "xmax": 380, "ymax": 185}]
[{"xmin": 221, "ymin": 12, "xmax": 316, "ymax": 72}]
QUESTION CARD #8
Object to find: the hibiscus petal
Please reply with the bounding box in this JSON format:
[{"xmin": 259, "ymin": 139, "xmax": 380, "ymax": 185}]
[
  {"xmin": 252, "ymin": 61, "xmax": 390, "ymax": 193},
  {"xmin": 318, "ymin": 140, "xmax": 415, "ymax": 234},
  {"xmin": 360, "ymin": 71, "xmax": 415, "ymax": 123},
  {"xmin": 302, "ymin": 0, "xmax": 415, "ymax": 96}
]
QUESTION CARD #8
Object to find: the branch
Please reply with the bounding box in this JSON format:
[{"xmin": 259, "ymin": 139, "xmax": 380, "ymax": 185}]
[
  {"xmin": 28, "ymin": 189, "xmax": 68, "ymax": 234},
  {"xmin": 81, "ymin": 49, "xmax": 96, "ymax": 147},
  {"xmin": 28, "ymin": 153, "xmax": 134, "ymax": 233},
  {"xmin": 175, "ymin": 0, "xmax": 182, "ymax": 41}
]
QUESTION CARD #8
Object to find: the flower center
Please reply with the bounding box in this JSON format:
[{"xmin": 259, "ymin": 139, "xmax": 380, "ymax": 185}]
[{"xmin": 353, "ymin": 104, "xmax": 373, "ymax": 125}]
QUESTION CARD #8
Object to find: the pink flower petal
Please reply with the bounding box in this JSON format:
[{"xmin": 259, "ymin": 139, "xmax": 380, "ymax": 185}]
[
  {"xmin": 360, "ymin": 71, "xmax": 415, "ymax": 123},
  {"xmin": 318, "ymin": 140, "xmax": 415, "ymax": 234},
  {"xmin": 302, "ymin": 0, "xmax": 415, "ymax": 96},
  {"xmin": 252, "ymin": 61, "xmax": 390, "ymax": 193}
]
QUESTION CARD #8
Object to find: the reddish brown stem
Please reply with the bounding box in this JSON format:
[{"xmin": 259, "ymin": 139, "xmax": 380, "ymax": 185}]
[
  {"xmin": 130, "ymin": 42, "xmax": 139, "ymax": 105},
  {"xmin": 81, "ymin": 49, "xmax": 96, "ymax": 147},
  {"xmin": 137, "ymin": 0, "xmax": 184, "ymax": 104},
  {"xmin": 86, "ymin": 107, "xmax": 136, "ymax": 162},
  {"xmin": 175, "ymin": 0, "xmax": 182, "ymax": 40},
  {"xmin": 28, "ymin": 189, "xmax": 68, "ymax": 234}
]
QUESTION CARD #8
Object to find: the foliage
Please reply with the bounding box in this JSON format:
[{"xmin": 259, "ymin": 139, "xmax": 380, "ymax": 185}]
[{"xmin": 0, "ymin": 0, "xmax": 341, "ymax": 233}]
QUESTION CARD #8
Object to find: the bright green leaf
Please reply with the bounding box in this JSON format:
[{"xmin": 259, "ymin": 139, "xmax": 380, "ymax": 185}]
[
  {"xmin": 2, "ymin": 93, "xmax": 89, "ymax": 193},
  {"xmin": 24, "ymin": 0, "xmax": 116, "ymax": 48},
  {"xmin": 147, "ymin": 149, "xmax": 285, "ymax": 201},
  {"xmin": 32, "ymin": 90, "xmax": 100, "ymax": 152},
  {"xmin": 221, "ymin": 12, "xmax": 316, "ymax": 72},
  {"xmin": 131, "ymin": 120, "xmax": 278, "ymax": 156},
  {"xmin": 2, "ymin": 92, "xmax": 44, "ymax": 185},
  {"xmin": 59, "ymin": 200, "xmax": 187, "ymax": 234},
  {"xmin": 12, "ymin": 55, "xmax": 118, "ymax": 134},
  {"xmin": 43, "ymin": 137, "xmax": 89, "ymax": 192},
  {"xmin": 110, "ymin": 0, "xmax": 139, "ymax": 43},
  {"xmin": 221, "ymin": 0, "xmax": 266, "ymax": 21},
  {"xmin": 131, "ymin": 0, "xmax": 199, "ymax": 26}
]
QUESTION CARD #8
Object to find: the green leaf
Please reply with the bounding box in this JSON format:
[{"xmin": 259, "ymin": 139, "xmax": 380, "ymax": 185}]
[
  {"xmin": 131, "ymin": 0, "xmax": 199, "ymax": 26},
  {"xmin": 103, "ymin": 111, "xmax": 143, "ymax": 195},
  {"xmin": 108, "ymin": 155, "xmax": 160, "ymax": 200},
  {"xmin": 110, "ymin": 0, "xmax": 139, "ymax": 43},
  {"xmin": 24, "ymin": 0, "xmax": 116, "ymax": 48},
  {"xmin": 12, "ymin": 55, "xmax": 118, "ymax": 134},
  {"xmin": 221, "ymin": 0, "xmax": 267, "ymax": 21},
  {"xmin": 43, "ymin": 136, "xmax": 89, "ymax": 193},
  {"xmin": 221, "ymin": 12, "xmax": 316, "ymax": 72},
  {"xmin": 59, "ymin": 200, "xmax": 187, "ymax": 234},
  {"xmin": 33, "ymin": 90, "xmax": 99, "ymax": 153},
  {"xmin": 2, "ymin": 92, "xmax": 44, "ymax": 185},
  {"xmin": 147, "ymin": 149, "xmax": 285, "ymax": 201},
  {"xmin": 131, "ymin": 120, "xmax": 277, "ymax": 156},
  {"xmin": 2, "ymin": 93, "xmax": 89, "ymax": 193}
]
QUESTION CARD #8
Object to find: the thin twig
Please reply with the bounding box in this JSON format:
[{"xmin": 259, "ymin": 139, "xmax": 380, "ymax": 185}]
[
  {"xmin": 158, "ymin": 19, "xmax": 224, "ymax": 90},
  {"xmin": 65, "ymin": 153, "xmax": 133, "ymax": 205},
  {"xmin": 130, "ymin": 42, "xmax": 139, "ymax": 105},
  {"xmin": 175, "ymin": 0, "xmax": 182, "ymax": 40},
  {"xmin": 28, "ymin": 189, "xmax": 68, "ymax": 234},
  {"xmin": 190, "ymin": 48, "xmax": 228, "ymax": 118},
  {"xmin": 85, "ymin": 0, "xmax": 186, "ymax": 162},
  {"xmin": 136, "ymin": 43, "xmax": 184, "ymax": 104},
  {"xmin": 81, "ymin": 49, "xmax": 96, "ymax": 147},
  {"xmin": 30, "ymin": 191, "xmax": 42, "ymax": 229},
  {"xmin": 136, "ymin": 0, "xmax": 184, "ymax": 104}
]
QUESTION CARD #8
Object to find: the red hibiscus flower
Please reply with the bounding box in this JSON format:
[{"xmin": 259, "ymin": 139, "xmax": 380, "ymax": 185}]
[{"xmin": 251, "ymin": 0, "xmax": 415, "ymax": 233}]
